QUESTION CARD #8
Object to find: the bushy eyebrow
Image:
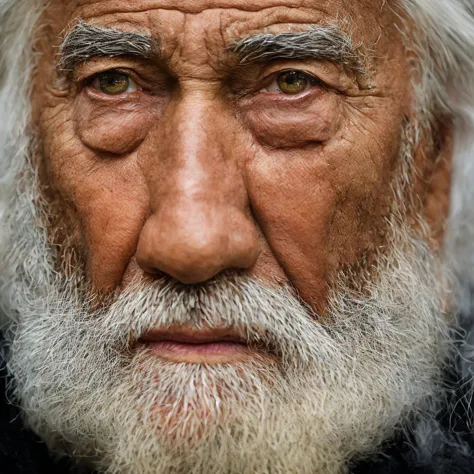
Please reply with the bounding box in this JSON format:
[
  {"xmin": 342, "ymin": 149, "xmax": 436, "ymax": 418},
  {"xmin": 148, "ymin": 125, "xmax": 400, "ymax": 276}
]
[
  {"xmin": 58, "ymin": 21, "xmax": 367, "ymax": 79},
  {"xmin": 58, "ymin": 20, "xmax": 156, "ymax": 71},
  {"xmin": 231, "ymin": 26, "xmax": 368, "ymax": 77}
]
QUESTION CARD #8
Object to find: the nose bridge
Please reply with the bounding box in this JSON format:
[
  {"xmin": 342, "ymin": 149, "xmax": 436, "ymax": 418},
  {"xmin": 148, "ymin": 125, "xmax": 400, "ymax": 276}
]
[
  {"xmin": 136, "ymin": 92, "xmax": 260, "ymax": 284},
  {"xmin": 163, "ymin": 94, "xmax": 235, "ymax": 205}
]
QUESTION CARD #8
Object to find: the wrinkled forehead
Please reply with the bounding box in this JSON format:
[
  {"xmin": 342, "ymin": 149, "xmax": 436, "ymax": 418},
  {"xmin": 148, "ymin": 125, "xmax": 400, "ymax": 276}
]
[{"xmin": 48, "ymin": 0, "xmax": 400, "ymax": 58}]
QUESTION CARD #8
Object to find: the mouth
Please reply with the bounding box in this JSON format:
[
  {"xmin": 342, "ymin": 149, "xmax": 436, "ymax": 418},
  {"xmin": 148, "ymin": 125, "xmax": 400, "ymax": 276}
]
[{"xmin": 139, "ymin": 327, "xmax": 258, "ymax": 364}]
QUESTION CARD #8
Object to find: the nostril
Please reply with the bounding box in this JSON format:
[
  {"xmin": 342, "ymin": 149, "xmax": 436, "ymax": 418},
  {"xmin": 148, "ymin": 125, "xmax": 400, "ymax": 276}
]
[{"xmin": 148, "ymin": 268, "xmax": 168, "ymax": 280}]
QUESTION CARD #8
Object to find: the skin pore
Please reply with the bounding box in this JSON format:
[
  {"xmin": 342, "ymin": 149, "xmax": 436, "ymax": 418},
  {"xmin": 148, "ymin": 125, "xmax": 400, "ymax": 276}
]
[{"xmin": 32, "ymin": 0, "xmax": 450, "ymax": 331}]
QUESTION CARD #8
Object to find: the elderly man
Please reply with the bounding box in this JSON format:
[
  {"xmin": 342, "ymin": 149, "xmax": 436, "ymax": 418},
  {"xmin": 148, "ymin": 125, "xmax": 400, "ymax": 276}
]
[{"xmin": 0, "ymin": 0, "xmax": 474, "ymax": 473}]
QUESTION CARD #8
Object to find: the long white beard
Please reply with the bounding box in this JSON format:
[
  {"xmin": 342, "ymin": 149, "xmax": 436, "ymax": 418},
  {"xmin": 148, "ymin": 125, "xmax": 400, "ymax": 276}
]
[{"xmin": 0, "ymin": 192, "xmax": 451, "ymax": 474}]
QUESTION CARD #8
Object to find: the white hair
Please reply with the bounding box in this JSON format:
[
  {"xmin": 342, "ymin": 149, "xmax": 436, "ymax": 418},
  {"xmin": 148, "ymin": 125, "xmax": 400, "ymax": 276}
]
[
  {"xmin": 398, "ymin": 0, "xmax": 474, "ymax": 307},
  {"xmin": 0, "ymin": 0, "xmax": 39, "ymax": 206},
  {"xmin": 0, "ymin": 0, "xmax": 49, "ymax": 299}
]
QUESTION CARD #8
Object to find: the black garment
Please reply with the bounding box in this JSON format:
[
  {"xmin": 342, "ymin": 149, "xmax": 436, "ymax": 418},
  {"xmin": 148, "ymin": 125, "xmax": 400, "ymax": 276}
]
[
  {"xmin": 1, "ymin": 327, "xmax": 474, "ymax": 474},
  {"xmin": 0, "ymin": 362, "xmax": 74, "ymax": 474}
]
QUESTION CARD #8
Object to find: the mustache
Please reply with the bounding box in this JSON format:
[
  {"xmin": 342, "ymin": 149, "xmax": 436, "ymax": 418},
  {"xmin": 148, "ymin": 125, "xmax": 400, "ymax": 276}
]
[{"xmin": 79, "ymin": 273, "xmax": 336, "ymax": 369}]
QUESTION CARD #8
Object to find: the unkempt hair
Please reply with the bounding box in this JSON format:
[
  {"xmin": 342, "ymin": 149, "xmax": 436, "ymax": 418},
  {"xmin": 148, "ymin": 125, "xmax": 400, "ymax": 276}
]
[
  {"xmin": 0, "ymin": 0, "xmax": 53, "ymax": 312},
  {"xmin": 0, "ymin": 0, "xmax": 40, "ymax": 206},
  {"xmin": 399, "ymin": 0, "xmax": 474, "ymax": 294}
]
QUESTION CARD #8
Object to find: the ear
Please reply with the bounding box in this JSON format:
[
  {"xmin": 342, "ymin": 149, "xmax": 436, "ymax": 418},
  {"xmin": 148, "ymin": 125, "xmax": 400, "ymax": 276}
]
[{"xmin": 415, "ymin": 120, "xmax": 454, "ymax": 247}]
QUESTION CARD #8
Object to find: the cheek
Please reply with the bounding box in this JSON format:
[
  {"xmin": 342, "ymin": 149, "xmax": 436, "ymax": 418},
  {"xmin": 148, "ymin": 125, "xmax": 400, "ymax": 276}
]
[
  {"xmin": 41, "ymin": 108, "xmax": 150, "ymax": 290},
  {"xmin": 245, "ymin": 110, "xmax": 403, "ymax": 308},
  {"xmin": 82, "ymin": 186, "xmax": 148, "ymax": 290},
  {"xmin": 247, "ymin": 156, "xmax": 336, "ymax": 306}
]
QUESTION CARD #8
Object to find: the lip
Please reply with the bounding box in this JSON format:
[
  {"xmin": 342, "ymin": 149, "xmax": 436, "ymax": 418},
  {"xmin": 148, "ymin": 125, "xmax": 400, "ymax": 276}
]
[
  {"xmin": 139, "ymin": 327, "xmax": 253, "ymax": 364},
  {"xmin": 141, "ymin": 327, "xmax": 247, "ymax": 344}
]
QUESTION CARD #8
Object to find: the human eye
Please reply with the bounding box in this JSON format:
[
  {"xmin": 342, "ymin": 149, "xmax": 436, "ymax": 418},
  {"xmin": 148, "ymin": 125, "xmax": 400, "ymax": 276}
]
[
  {"xmin": 89, "ymin": 69, "xmax": 139, "ymax": 95},
  {"xmin": 260, "ymin": 69, "xmax": 323, "ymax": 95}
]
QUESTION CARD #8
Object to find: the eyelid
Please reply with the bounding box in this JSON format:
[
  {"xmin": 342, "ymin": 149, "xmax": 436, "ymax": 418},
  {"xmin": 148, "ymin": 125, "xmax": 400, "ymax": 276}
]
[
  {"xmin": 81, "ymin": 66, "xmax": 175, "ymax": 98},
  {"xmin": 80, "ymin": 67, "xmax": 168, "ymax": 99},
  {"xmin": 251, "ymin": 58, "xmax": 357, "ymax": 95}
]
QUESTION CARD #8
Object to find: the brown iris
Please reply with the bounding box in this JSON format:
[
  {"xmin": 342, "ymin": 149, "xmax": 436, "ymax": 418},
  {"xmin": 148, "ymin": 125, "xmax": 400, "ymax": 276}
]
[
  {"xmin": 277, "ymin": 70, "xmax": 313, "ymax": 95},
  {"xmin": 98, "ymin": 71, "xmax": 130, "ymax": 95}
]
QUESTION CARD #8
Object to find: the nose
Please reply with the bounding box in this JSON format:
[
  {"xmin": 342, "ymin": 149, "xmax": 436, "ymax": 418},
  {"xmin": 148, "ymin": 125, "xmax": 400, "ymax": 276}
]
[{"xmin": 135, "ymin": 95, "xmax": 260, "ymax": 284}]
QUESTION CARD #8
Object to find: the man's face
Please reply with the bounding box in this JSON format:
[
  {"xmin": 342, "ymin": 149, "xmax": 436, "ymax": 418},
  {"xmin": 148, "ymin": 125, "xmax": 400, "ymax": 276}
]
[
  {"xmin": 1, "ymin": 1, "xmax": 452, "ymax": 473},
  {"xmin": 34, "ymin": 0, "xmax": 419, "ymax": 307}
]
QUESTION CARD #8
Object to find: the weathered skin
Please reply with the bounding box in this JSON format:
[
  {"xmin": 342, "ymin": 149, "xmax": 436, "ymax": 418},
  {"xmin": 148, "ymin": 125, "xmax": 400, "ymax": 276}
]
[{"xmin": 31, "ymin": 0, "xmax": 451, "ymax": 311}]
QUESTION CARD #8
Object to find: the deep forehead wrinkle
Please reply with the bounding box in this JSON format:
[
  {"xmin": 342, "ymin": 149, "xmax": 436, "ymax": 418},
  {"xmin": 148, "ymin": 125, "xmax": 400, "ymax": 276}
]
[
  {"xmin": 58, "ymin": 20, "xmax": 157, "ymax": 71},
  {"xmin": 76, "ymin": 0, "xmax": 311, "ymax": 18},
  {"xmin": 232, "ymin": 27, "xmax": 368, "ymax": 76}
]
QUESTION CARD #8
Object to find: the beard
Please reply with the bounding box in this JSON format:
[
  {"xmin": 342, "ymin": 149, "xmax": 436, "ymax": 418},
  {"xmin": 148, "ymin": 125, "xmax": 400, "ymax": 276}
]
[{"xmin": 0, "ymin": 126, "xmax": 452, "ymax": 474}]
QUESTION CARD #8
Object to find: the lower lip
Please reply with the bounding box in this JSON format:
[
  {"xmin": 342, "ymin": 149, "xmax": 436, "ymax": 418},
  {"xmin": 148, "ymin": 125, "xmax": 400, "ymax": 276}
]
[{"xmin": 143, "ymin": 340, "xmax": 252, "ymax": 364}]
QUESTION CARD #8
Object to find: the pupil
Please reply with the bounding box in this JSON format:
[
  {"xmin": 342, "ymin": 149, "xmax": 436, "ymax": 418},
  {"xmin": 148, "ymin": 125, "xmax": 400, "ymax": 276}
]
[
  {"xmin": 286, "ymin": 72, "xmax": 299, "ymax": 84},
  {"xmin": 108, "ymin": 75, "xmax": 124, "ymax": 85}
]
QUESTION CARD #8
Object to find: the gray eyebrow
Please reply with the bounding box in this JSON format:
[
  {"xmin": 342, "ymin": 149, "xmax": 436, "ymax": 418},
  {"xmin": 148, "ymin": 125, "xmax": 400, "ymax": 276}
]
[
  {"xmin": 231, "ymin": 26, "xmax": 368, "ymax": 76},
  {"xmin": 58, "ymin": 20, "xmax": 156, "ymax": 71}
]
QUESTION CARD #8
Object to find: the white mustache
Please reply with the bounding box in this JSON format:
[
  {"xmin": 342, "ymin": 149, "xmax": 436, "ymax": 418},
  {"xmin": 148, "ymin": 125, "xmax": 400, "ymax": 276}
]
[{"xmin": 81, "ymin": 274, "xmax": 338, "ymax": 370}]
